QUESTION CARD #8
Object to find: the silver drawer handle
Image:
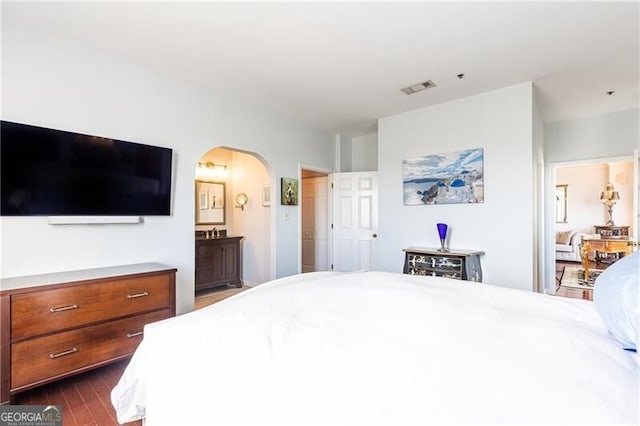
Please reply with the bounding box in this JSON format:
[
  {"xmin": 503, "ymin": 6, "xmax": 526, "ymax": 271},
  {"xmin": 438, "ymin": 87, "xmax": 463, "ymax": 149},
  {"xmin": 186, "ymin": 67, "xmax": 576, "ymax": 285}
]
[
  {"xmin": 127, "ymin": 291, "xmax": 149, "ymax": 299},
  {"xmin": 49, "ymin": 304, "xmax": 79, "ymax": 313},
  {"xmin": 49, "ymin": 347, "xmax": 78, "ymax": 359},
  {"xmin": 126, "ymin": 331, "xmax": 144, "ymax": 338}
]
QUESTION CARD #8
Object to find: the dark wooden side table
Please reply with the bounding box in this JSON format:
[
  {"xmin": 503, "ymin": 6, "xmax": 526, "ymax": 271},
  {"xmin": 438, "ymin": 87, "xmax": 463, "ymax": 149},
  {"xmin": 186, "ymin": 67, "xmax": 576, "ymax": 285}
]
[
  {"xmin": 594, "ymin": 225, "xmax": 630, "ymax": 239},
  {"xmin": 403, "ymin": 247, "xmax": 485, "ymax": 282}
]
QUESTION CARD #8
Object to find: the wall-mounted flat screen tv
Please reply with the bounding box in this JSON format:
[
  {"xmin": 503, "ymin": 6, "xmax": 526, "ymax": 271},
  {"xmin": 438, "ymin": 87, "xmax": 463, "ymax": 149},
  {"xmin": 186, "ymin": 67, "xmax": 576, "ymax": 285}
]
[{"xmin": 1, "ymin": 121, "xmax": 173, "ymax": 216}]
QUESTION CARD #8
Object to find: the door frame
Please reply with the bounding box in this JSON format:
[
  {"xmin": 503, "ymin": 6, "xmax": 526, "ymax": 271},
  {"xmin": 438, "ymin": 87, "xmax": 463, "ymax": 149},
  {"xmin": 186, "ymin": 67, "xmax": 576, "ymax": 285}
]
[
  {"xmin": 546, "ymin": 154, "xmax": 635, "ymax": 294},
  {"xmin": 298, "ymin": 164, "xmax": 333, "ymax": 274}
]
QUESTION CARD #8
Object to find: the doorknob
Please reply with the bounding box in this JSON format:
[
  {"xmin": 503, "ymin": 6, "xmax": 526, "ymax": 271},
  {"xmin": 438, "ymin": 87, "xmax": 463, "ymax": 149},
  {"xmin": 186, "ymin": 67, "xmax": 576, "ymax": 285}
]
[{"xmin": 372, "ymin": 233, "xmax": 378, "ymax": 238}]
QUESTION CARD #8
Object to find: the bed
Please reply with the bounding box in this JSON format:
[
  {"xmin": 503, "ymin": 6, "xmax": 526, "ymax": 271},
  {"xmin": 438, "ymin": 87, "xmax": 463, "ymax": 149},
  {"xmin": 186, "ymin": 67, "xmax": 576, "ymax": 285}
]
[{"xmin": 112, "ymin": 268, "xmax": 639, "ymax": 425}]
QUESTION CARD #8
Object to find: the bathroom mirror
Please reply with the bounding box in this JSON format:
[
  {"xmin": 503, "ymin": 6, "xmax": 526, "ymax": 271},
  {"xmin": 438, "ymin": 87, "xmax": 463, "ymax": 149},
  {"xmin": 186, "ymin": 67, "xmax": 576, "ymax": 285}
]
[
  {"xmin": 555, "ymin": 184, "xmax": 567, "ymax": 223},
  {"xmin": 195, "ymin": 180, "xmax": 225, "ymax": 225}
]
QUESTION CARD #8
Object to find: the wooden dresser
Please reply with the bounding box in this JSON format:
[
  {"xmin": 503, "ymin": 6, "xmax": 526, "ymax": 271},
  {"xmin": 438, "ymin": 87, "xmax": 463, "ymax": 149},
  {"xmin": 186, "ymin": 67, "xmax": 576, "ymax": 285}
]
[
  {"xmin": 0, "ymin": 263, "xmax": 176, "ymax": 404},
  {"xmin": 195, "ymin": 236, "xmax": 243, "ymax": 291}
]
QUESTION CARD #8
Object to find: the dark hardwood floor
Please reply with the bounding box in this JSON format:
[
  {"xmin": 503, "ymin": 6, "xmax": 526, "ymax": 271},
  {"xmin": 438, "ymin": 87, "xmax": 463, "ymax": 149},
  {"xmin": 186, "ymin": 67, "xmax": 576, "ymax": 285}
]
[
  {"xmin": 10, "ymin": 285, "xmax": 247, "ymax": 425},
  {"xmin": 13, "ymin": 360, "xmax": 141, "ymax": 426},
  {"xmin": 195, "ymin": 284, "xmax": 248, "ymax": 309}
]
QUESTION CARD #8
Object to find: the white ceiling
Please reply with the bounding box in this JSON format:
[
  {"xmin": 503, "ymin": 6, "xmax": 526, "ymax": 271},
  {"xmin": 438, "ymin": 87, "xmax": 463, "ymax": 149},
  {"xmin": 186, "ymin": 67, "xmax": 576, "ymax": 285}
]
[{"xmin": 3, "ymin": 1, "xmax": 639, "ymax": 136}]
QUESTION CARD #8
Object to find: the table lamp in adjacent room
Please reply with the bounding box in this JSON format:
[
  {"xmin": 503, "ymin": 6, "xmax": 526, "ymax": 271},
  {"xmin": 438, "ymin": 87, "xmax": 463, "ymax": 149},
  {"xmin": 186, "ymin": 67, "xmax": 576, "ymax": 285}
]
[
  {"xmin": 600, "ymin": 183, "xmax": 620, "ymax": 226},
  {"xmin": 437, "ymin": 223, "xmax": 449, "ymax": 252}
]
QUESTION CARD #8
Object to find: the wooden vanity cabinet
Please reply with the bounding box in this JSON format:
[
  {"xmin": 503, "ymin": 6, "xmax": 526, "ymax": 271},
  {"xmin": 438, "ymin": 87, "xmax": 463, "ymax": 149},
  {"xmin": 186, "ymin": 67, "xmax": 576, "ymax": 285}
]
[{"xmin": 195, "ymin": 236, "xmax": 243, "ymax": 291}]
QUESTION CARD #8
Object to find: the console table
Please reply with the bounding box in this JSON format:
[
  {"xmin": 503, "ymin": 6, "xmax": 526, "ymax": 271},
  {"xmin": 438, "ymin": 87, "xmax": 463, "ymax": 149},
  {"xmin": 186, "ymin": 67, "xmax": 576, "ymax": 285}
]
[
  {"xmin": 0, "ymin": 263, "xmax": 176, "ymax": 404},
  {"xmin": 581, "ymin": 237, "xmax": 633, "ymax": 270},
  {"xmin": 403, "ymin": 247, "xmax": 485, "ymax": 282}
]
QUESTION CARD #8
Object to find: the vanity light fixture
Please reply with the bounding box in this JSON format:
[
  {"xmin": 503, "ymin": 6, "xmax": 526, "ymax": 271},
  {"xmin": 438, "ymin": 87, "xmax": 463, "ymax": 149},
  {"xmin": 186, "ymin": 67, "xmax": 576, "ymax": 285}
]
[{"xmin": 196, "ymin": 161, "xmax": 228, "ymax": 179}]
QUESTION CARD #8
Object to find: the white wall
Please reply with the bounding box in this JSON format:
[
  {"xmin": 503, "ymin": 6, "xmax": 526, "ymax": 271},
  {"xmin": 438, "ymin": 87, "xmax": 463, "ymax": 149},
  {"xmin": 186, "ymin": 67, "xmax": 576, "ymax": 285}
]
[
  {"xmin": 377, "ymin": 82, "xmax": 535, "ymax": 291},
  {"xmin": 351, "ymin": 133, "xmax": 378, "ymax": 172},
  {"xmin": 607, "ymin": 161, "xmax": 635, "ymax": 230},
  {"xmin": 339, "ymin": 135, "xmax": 352, "ymax": 172},
  {"xmin": 532, "ymin": 87, "xmax": 545, "ymax": 293},
  {"xmin": 0, "ymin": 21, "xmax": 335, "ymax": 313},
  {"xmin": 336, "ymin": 133, "xmax": 378, "ymax": 172},
  {"xmin": 230, "ymin": 151, "xmax": 272, "ymax": 285},
  {"xmin": 556, "ymin": 164, "xmax": 610, "ymax": 234},
  {"xmin": 544, "ymin": 109, "xmax": 639, "ymax": 163}
]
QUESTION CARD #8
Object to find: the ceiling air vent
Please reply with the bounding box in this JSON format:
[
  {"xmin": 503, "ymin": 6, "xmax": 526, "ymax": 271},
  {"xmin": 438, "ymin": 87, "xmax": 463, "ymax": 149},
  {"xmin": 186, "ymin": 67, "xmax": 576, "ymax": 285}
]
[{"xmin": 401, "ymin": 80, "xmax": 436, "ymax": 95}]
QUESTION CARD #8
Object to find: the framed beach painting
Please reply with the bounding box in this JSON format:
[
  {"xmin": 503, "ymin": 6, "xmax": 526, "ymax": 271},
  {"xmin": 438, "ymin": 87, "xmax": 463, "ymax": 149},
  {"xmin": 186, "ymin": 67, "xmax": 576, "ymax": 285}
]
[{"xmin": 403, "ymin": 148, "xmax": 484, "ymax": 205}]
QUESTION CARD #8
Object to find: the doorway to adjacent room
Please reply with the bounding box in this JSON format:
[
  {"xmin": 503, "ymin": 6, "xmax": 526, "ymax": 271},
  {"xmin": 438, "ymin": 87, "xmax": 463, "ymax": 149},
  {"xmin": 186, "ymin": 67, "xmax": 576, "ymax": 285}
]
[
  {"xmin": 552, "ymin": 156, "xmax": 636, "ymax": 301},
  {"xmin": 194, "ymin": 147, "xmax": 273, "ymax": 300}
]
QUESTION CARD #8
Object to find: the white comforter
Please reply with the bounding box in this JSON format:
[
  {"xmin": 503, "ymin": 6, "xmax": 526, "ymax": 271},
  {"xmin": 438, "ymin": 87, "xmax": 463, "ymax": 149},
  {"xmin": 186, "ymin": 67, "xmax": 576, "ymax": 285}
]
[{"xmin": 112, "ymin": 271, "xmax": 639, "ymax": 425}]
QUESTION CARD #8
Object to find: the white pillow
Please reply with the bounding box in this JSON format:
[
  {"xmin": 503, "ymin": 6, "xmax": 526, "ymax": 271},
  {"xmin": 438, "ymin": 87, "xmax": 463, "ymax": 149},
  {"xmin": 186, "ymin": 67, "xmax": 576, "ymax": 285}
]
[{"xmin": 593, "ymin": 251, "xmax": 639, "ymax": 351}]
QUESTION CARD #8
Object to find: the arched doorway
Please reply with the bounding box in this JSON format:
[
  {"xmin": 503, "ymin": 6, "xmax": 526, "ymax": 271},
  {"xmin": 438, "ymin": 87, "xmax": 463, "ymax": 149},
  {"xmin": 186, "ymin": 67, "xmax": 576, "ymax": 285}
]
[{"xmin": 194, "ymin": 146, "xmax": 273, "ymax": 297}]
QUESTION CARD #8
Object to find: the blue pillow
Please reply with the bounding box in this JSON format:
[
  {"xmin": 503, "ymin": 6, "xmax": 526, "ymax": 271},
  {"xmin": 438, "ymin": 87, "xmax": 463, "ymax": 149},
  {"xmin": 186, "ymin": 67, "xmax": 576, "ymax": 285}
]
[{"xmin": 593, "ymin": 250, "xmax": 639, "ymax": 351}]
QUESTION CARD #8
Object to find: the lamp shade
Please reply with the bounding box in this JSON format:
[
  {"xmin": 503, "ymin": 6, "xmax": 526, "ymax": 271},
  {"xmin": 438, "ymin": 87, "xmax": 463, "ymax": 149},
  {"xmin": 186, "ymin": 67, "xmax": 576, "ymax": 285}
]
[{"xmin": 600, "ymin": 183, "xmax": 620, "ymax": 203}]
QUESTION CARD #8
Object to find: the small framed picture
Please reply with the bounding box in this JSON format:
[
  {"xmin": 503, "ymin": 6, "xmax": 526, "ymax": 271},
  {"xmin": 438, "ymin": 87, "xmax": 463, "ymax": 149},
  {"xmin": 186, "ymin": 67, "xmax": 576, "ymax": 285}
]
[
  {"xmin": 262, "ymin": 184, "xmax": 271, "ymax": 207},
  {"xmin": 281, "ymin": 177, "xmax": 299, "ymax": 205},
  {"xmin": 199, "ymin": 190, "xmax": 208, "ymax": 210}
]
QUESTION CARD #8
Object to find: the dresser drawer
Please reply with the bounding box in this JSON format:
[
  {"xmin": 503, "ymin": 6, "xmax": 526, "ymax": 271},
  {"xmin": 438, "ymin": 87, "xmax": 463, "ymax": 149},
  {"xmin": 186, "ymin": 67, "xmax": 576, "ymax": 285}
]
[
  {"xmin": 11, "ymin": 309, "xmax": 170, "ymax": 391},
  {"xmin": 11, "ymin": 274, "xmax": 171, "ymax": 340}
]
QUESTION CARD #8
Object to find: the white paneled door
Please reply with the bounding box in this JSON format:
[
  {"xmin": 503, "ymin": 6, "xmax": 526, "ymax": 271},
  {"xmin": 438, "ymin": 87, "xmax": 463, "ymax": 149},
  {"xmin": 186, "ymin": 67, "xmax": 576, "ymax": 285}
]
[
  {"xmin": 330, "ymin": 172, "xmax": 378, "ymax": 271},
  {"xmin": 302, "ymin": 176, "xmax": 329, "ymax": 273}
]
